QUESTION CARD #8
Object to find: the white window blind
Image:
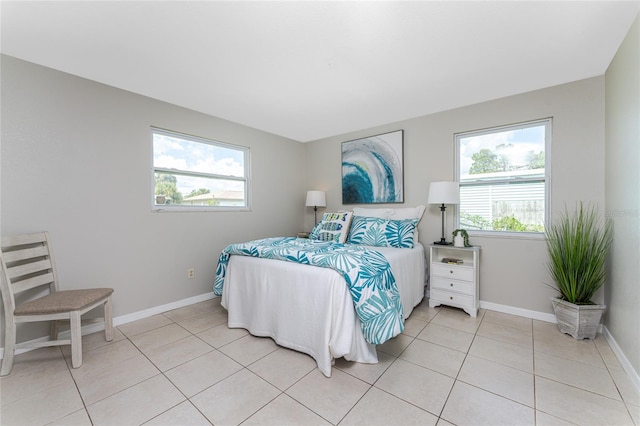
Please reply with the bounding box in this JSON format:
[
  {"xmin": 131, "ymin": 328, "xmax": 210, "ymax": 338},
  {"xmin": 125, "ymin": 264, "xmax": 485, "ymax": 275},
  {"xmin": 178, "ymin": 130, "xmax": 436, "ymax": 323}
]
[
  {"xmin": 456, "ymin": 119, "xmax": 550, "ymax": 234},
  {"xmin": 152, "ymin": 128, "xmax": 250, "ymax": 211}
]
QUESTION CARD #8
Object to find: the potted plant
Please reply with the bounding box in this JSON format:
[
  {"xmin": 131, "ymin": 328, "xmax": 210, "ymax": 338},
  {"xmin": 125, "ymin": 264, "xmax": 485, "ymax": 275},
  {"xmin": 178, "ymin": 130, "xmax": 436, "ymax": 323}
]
[
  {"xmin": 545, "ymin": 202, "xmax": 613, "ymax": 339},
  {"xmin": 452, "ymin": 229, "xmax": 470, "ymax": 247}
]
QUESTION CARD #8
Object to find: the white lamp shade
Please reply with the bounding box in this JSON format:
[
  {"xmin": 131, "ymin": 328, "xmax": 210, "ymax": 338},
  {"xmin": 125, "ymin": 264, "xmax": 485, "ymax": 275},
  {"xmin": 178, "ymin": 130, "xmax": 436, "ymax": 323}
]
[
  {"xmin": 305, "ymin": 190, "xmax": 326, "ymax": 207},
  {"xmin": 427, "ymin": 181, "xmax": 460, "ymax": 205}
]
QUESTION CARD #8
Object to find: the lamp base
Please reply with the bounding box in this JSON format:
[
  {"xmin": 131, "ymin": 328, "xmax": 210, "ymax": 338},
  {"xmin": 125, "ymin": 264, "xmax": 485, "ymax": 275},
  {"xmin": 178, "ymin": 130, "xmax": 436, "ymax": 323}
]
[{"xmin": 434, "ymin": 203, "xmax": 452, "ymax": 246}]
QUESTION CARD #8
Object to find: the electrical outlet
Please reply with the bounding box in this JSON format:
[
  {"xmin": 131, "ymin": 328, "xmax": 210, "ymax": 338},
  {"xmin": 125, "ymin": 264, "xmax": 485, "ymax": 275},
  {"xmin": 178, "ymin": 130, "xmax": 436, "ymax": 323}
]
[{"xmin": 187, "ymin": 268, "xmax": 195, "ymax": 279}]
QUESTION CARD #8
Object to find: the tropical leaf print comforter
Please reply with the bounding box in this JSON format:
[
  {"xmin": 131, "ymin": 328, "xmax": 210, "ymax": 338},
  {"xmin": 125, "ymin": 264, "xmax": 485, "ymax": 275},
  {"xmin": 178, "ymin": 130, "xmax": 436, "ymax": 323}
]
[{"xmin": 214, "ymin": 237, "xmax": 404, "ymax": 344}]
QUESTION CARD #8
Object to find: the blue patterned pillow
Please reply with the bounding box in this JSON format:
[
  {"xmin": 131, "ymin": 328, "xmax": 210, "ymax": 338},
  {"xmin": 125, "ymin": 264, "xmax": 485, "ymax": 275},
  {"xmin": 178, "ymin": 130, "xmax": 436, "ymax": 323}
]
[
  {"xmin": 347, "ymin": 215, "xmax": 419, "ymax": 248},
  {"xmin": 309, "ymin": 212, "xmax": 353, "ymax": 243}
]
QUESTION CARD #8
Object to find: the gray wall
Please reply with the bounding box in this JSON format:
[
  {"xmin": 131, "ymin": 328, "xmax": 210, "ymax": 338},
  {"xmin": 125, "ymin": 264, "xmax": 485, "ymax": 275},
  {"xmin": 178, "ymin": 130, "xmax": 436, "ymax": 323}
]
[
  {"xmin": 1, "ymin": 55, "xmax": 307, "ymax": 341},
  {"xmin": 306, "ymin": 76, "xmax": 606, "ymax": 317},
  {"xmin": 605, "ymin": 14, "xmax": 640, "ymax": 377},
  {"xmin": 2, "ymin": 32, "xmax": 637, "ymax": 382}
]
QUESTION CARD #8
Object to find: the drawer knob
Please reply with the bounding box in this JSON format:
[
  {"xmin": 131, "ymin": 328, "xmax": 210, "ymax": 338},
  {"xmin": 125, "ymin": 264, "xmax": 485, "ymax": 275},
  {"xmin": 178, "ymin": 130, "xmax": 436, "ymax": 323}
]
[
  {"xmin": 449, "ymin": 296, "xmax": 453, "ymax": 300},
  {"xmin": 450, "ymin": 283, "xmax": 453, "ymax": 287},
  {"xmin": 449, "ymin": 270, "xmax": 453, "ymax": 274}
]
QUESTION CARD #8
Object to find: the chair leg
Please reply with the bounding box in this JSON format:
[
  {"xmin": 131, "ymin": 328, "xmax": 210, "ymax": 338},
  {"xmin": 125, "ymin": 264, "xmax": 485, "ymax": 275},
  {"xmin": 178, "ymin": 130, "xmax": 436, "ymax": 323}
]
[
  {"xmin": 104, "ymin": 296, "xmax": 113, "ymax": 342},
  {"xmin": 1, "ymin": 319, "xmax": 16, "ymax": 376},
  {"xmin": 49, "ymin": 320, "xmax": 59, "ymax": 341},
  {"xmin": 70, "ymin": 311, "xmax": 83, "ymax": 369}
]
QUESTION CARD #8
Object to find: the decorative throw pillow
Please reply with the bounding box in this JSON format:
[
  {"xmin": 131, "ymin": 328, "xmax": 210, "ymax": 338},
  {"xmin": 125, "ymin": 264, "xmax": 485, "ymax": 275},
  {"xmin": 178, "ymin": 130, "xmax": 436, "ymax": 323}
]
[
  {"xmin": 352, "ymin": 205, "xmax": 425, "ymax": 243},
  {"xmin": 309, "ymin": 212, "xmax": 353, "ymax": 243},
  {"xmin": 347, "ymin": 215, "xmax": 419, "ymax": 248}
]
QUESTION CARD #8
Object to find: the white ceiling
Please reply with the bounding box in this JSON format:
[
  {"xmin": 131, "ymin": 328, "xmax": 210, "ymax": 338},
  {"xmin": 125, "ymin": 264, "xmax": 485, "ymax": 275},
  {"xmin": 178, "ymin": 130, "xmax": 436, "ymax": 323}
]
[{"xmin": 2, "ymin": 1, "xmax": 638, "ymax": 142}]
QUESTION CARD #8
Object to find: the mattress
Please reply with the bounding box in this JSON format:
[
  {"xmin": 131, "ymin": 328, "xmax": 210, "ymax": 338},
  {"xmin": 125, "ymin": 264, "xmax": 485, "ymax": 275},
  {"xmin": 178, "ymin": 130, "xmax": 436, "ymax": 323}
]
[{"xmin": 220, "ymin": 242, "xmax": 425, "ymax": 376}]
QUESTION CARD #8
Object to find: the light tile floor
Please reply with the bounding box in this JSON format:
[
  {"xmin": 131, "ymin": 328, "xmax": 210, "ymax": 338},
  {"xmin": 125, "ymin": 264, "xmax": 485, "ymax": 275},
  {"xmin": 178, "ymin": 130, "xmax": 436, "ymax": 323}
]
[{"xmin": 1, "ymin": 298, "xmax": 639, "ymax": 425}]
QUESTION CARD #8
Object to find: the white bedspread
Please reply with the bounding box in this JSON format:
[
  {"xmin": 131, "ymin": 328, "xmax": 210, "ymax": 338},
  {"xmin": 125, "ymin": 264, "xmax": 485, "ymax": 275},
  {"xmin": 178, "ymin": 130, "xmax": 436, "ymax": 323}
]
[{"xmin": 220, "ymin": 243, "xmax": 425, "ymax": 377}]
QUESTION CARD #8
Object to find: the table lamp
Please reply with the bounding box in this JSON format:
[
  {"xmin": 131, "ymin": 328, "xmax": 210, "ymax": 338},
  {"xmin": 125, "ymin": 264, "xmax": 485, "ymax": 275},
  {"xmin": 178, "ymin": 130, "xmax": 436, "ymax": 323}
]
[
  {"xmin": 427, "ymin": 181, "xmax": 460, "ymax": 245},
  {"xmin": 305, "ymin": 190, "xmax": 326, "ymax": 224}
]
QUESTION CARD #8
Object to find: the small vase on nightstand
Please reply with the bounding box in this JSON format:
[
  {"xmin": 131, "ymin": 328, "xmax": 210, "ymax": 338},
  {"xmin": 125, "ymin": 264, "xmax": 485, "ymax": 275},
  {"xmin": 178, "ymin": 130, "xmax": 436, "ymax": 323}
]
[{"xmin": 452, "ymin": 229, "xmax": 469, "ymax": 247}]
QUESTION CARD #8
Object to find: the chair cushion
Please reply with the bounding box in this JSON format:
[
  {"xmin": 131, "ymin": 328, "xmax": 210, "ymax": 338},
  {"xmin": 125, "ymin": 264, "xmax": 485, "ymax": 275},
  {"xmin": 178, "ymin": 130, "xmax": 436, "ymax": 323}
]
[{"xmin": 14, "ymin": 288, "xmax": 114, "ymax": 315}]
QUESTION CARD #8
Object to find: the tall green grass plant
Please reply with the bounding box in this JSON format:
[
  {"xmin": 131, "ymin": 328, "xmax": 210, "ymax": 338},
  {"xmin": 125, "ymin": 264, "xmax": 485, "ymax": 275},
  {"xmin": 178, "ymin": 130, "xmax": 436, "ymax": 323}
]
[{"xmin": 546, "ymin": 202, "xmax": 613, "ymax": 304}]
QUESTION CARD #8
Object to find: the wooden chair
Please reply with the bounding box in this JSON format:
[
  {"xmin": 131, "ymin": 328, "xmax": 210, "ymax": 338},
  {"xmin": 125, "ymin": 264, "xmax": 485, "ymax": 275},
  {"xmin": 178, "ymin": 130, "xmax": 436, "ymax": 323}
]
[{"xmin": 0, "ymin": 232, "xmax": 114, "ymax": 376}]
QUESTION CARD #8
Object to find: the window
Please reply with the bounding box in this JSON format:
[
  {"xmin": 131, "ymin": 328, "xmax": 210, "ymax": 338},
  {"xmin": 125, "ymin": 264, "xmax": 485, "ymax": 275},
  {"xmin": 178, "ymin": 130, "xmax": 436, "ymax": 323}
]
[
  {"xmin": 152, "ymin": 128, "xmax": 250, "ymax": 210},
  {"xmin": 456, "ymin": 119, "xmax": 550, "ymax": 234}
]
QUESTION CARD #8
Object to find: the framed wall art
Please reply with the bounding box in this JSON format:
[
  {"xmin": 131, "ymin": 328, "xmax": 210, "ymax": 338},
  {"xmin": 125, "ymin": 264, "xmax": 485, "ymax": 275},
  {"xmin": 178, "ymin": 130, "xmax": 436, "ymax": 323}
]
[{"xmin": 342, "ymin": 130, "xmax": 404, "ymax": 204}]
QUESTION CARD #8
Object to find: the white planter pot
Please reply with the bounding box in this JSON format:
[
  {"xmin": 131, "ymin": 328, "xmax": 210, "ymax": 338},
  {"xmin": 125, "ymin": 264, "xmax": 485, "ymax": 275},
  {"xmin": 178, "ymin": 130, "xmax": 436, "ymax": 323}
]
[
  {"xmin": 453, "ymin": 235, "xmax": 465, "ymax": 247},
  {"xmin": 551, "ymin": 297, "xmax": 606, "ymax": 340}
]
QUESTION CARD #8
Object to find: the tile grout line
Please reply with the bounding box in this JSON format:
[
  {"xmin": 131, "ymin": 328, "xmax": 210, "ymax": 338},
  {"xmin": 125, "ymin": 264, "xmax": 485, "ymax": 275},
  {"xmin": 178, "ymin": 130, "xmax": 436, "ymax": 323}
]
[
  {"xmin": 435, "ymin": 308, "xmax": 484, "ymax": 422},
  {"xmin": 58, "ymin": 346, "xmax": 95, "ymax": 425},
  {"xmin": 8, "ymin": 299, "xmax": 635, "ymax": 425},
  {"xmin": 438, "ymin": 309, "xmax": 552, "ymax": 423},
  {"xmin": 133, "ymin": 316, "xmax": 227, "ymax": 425},
  {"xmin": 372, "ymin": 307, "xmax": 447, "ymax": 421}
]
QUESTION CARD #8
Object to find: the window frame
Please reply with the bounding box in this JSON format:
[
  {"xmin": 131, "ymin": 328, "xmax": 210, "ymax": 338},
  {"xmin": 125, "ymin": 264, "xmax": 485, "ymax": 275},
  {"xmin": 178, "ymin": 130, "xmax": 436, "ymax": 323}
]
[
  {"xmin": 454, "ymin": 118, "xmax": 552, "ymax": 238},
  {"xmin": 151, "ymin": 127, "xmax": 251, "ymax": 212}
]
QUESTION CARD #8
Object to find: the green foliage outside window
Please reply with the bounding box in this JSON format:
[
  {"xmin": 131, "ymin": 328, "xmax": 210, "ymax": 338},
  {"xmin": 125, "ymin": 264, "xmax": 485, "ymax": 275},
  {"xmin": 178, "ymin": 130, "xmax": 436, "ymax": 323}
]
[
  {"xmin": 155, "ymin": 173, "xmax": 183, "ymax": 204},
  {"xmin": 492, "ymin": 216, "xmax": 544, "ymax": 232},
  {"xmin": 461, "ymin": 212, "xmax": 544, "ymax": 232},
  {"xmin": 187, "ymin": 188, "xmax": 211, "ymax": 198},
  {"xmin": 460, "ymin": 212, "xmax": 490, "ymax": 230}
]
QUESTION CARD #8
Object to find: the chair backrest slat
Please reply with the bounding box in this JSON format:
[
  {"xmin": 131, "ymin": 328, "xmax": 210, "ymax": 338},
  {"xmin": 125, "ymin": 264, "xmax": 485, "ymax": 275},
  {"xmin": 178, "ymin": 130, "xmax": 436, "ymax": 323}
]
[
  {"xmin": 6, "ymin": 259, "xmax": 53, "ymax": 281},
  {"xmin": 2, "ymin": 245, "xmax": 50, "ymax": 263},
  {"xmin": 2, "ymin": 232, "xmax": 48, "ymax": 247},
  {"xmin": 12, "ymin": 271, "xmax": 56, "ymax": 294},
  {"xmin": 1, "ymin": 232, "xmax": 59, "ymax": 313}
]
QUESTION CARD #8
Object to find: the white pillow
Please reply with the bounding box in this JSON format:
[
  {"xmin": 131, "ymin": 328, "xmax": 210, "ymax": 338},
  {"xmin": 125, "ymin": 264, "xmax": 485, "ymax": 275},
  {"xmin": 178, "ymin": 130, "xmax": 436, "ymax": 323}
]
[
  {"xmin": 389, "ymin": 206, "xmax": 426, "ymax": 221},
  {"xmin": 352, "ymin": 207, "xmax": 393, "ymax": 219},
  {"xmin": 352, "ymin": 205, "xmax": 425, "ymax": 221}
]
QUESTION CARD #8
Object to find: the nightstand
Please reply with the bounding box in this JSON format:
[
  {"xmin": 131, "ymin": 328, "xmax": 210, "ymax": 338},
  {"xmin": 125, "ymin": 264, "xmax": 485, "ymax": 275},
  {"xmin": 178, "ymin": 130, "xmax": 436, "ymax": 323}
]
[{"xmin": 428, "ymin": 245, "xmax": 480, "ymax": 317}]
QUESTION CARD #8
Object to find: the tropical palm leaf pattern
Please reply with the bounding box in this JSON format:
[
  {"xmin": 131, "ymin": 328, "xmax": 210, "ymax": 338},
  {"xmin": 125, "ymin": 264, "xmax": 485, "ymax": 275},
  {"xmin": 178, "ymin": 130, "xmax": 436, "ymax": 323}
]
[
  {"xmin": 347, "ymin": 216, "xmax": 418, "ymax": 248},
  {"xmin": 213, "ymin": 237, "xmax": 404, "ymax": 344}
]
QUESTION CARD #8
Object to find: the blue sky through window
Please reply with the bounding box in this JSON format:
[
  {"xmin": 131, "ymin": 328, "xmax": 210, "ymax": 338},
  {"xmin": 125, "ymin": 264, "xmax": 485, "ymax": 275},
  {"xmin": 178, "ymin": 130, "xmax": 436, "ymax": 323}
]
[
  {"xmin": 459, "ymin": 125, "xmax": 545, "ymax": 177},
  {"xmin": 153, "ymin": 132, "xmax": 246, "ymax": 199}
]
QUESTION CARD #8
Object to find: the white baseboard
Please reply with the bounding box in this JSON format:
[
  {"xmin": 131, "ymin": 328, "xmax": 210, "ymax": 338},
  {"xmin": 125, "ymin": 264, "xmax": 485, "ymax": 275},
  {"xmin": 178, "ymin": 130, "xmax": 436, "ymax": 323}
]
[
  {"xmin": 602, "ymin": 326, "xmax": 640, "ymax": 395},
  {"xmin": 479, "ymin": 300, "xmax": 557, "ymax": 323},
  {"xmin": 112, "ymin": 292, "xmax": 216, "ymax": 327},
  {"xmin": 1, "ymin": 292, "xmax": 217, "ymax": 359},
  {"xmin": 3, "ymin": 293, "xmax": 638, "ymax": 396}
]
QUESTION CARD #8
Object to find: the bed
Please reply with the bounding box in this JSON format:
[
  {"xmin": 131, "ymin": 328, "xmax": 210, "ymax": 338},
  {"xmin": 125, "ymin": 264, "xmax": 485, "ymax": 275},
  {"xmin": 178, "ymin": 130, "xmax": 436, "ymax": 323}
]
[{"xmin": 213, "ymin": 206, "xmax": 426, "ymax": 377}]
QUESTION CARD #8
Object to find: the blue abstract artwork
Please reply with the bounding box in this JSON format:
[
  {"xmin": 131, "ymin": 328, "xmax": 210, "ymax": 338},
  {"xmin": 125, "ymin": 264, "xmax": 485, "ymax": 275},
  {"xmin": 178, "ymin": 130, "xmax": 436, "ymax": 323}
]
[{"xmin": 342, "ymin": 130, "xmax": 404, "ymax": 204}]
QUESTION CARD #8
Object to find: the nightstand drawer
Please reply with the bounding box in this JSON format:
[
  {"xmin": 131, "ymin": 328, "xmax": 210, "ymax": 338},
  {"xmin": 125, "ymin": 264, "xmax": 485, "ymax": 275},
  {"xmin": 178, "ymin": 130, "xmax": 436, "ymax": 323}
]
[
  {"xmin": 430, "ymin": 289, "xmax": 473, "ymax": 307},
  {"xmin": 431, "ymin": 276, "xmax": 474, "ymax": 295},
  {"xmin": 431, "ymin": 263, "xmax": 474, "ymax": 281}
]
